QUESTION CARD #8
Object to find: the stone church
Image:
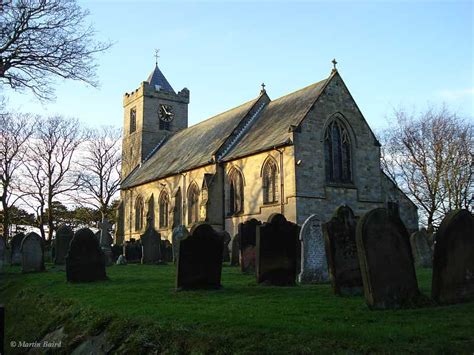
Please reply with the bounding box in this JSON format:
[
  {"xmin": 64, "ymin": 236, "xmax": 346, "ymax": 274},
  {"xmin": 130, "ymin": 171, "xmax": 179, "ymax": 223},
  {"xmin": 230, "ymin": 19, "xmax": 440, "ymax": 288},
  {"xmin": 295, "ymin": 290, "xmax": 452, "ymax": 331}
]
[{"xmin": 116, "ymin": 61, "xmax": 418, "ymax": 244}]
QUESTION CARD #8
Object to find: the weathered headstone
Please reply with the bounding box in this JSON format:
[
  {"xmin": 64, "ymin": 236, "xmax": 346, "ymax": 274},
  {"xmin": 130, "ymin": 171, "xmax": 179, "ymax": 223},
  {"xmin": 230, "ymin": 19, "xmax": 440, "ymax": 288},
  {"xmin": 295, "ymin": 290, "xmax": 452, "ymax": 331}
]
[
  {"xmin": 116, "ymin": 255, "xmax": 127, "ymax": 265},
  {"xmin": 410, "ymin": 229, "xmax": 432, "ymax": 268},
  {"xmin": 323, "ymin": 206, "xmax": 363, "ymax": 295},
  {"xmin": 172, "ymin": 225, "xmax": 189, "ymax": 263},
  {"xmin": 66, "ymin": 228, "xmax": 107, "ymax": 282},
  {"xmin": 123, "ymin": 239, "xmax": 142, "ymax": 263},
  {"xmin": 221, "ymin": 231, "xmax": 231, "ymax": 262},
  {"xmin": 111, "ymin": 244, "xmax": 123, "ymax": 262},
  {"xmin": 298, "ymin": 214, "xmax": 328, "ymax": 284},
  {"xmin": 21, "ymin": 232, "xmax": 45, "ymax": 273},
  {"xmin": 239, "ymin": 218, "xmax": 261, "ymax": 273},
  {"xmin": 140, "ymin": 226, "xmax": 162, "ymax": 264},
  {"xmin": 176, "ymin": 223, "xmax": 224, "ymax": 290},
  {"xmin": 356, "ymin": 208, "xmax": 419, "ymax": 309},
  {"xmin": 54, "ymin": 225, "xmax": 74, "ymax": 265},
  {"xmin": 0, "ymin": 237, "xmax": 5, "ymax": 272},
  {"xmin": 10, "ymin": 232, "xmax": 25, "ymax": 265},
  {"xmin": 432, "ymin": 209, "xmax": 474, "ymax": 304},
  {"xmin": 230, "ymin": 234, "xmax": 240, "ymax": 266},
  {"xmin": 161, "ymin": 240, "xmax": 173, "ymax": 262},
  {"xmin": 98, "ymin": 218, "xmax": 114, "ymax": 266},
  {"xmin": 256, "ymin": 214, "xmax": 300, "ymax": 286}
]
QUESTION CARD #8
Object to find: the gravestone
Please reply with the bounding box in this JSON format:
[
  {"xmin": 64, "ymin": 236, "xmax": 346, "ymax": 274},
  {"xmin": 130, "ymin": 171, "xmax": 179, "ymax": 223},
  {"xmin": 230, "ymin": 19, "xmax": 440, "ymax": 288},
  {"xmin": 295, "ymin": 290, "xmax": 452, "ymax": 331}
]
[
  {"xmin": 116, "ymin": 255, "xmax": 127, "ymax": 265},
  {"xmin": 432, "ymin": 209, "xmax": 474, "ymax": 304},
  {"xmin": 176, "ymin": 223, "xmax": 224, "ymax": 290},
  {"xmin": 298, "ymin": 214, "xmax": 328, "ymax": 284},
  {"xmin": 356, "ymin": 208, "xmax": 419, "ymax": 309},
  {"xmin": 111, "ymin": 244, "xmax": 123, "ymax": 262},
  {"xmin": 54, "ymin": 225, "xmax": 74, "ymax": 265},
  {"xmin": 10, "ymin": 233, "xmax": 25, "ymax": 265},
  {"xmin": 230, "ymin": 234, "xmax": 240, "ymax": 266},
  {"xmin": 161, "ymin": 240, "xmax": 173, "ymax": 262},
  {"xmin": 221, "ymin": 231, "xmax": 231, "ymax": 262},
  {"xmin": 239, "ymin": 219, "xmax": 261, "ymax": 273},
  {"xmin": 172, "ymin": 225, "xmax": 189, "ymax": 263},
  {"xmin": 98, "ymin": 218, "xmax": 114, "ymax": 266},
  {"xmin": 256, "ymin": 214, "xmax": 300, "ymax": 286},
  {"xmin": 0, "ymin": 237, "xmax": 5, "ymax": 272},
  {"xmin": 140, "ymin": 226, "xmax": 162, "ymax": 264},
  {"xmin": 124, "ymin": 239, "xmax": 142, "ymax": 263},
  {"xmin": 410, "ymin": 229, "xmax": 432, "ymax": 268},
  {"xmin": 21, "ymin": 232, "xmax": 45, "ymax": 273},
  {"xmin": 66, "ymin": 228, "xmax": 107, "ymax": 282},
  {"xmin": 323, "ymin": 206, "xmax": 363, "ymax": 295}
]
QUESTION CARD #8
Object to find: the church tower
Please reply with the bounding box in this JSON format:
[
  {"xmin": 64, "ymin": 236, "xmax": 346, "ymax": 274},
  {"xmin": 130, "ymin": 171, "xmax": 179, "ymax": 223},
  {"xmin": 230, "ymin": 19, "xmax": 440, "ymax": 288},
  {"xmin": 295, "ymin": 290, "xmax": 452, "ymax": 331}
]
[{"xmin": 122, "ymin": 62, "xmax": 190, "ymax": 178}]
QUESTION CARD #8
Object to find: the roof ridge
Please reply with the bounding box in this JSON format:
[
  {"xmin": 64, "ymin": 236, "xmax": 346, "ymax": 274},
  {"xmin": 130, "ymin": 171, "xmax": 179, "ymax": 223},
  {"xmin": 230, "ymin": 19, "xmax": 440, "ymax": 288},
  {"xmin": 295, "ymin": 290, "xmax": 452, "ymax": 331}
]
[{"xmin": 270, "ymin": 77, "xmax": 329, "ymax": 103}]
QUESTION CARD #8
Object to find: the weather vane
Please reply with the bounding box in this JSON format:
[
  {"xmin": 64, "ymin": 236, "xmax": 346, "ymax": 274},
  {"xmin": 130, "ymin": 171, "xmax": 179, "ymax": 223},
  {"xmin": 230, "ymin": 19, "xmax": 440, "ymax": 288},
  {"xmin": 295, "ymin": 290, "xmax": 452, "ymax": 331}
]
[{"xmin": 155, "ymin": 49, "xmax": 160, "ymax": 66}]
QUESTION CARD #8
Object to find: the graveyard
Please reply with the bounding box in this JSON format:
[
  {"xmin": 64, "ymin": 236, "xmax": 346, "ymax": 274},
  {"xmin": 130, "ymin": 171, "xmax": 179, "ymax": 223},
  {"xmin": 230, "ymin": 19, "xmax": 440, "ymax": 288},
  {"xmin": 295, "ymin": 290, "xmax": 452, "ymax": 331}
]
[{"xmin": 2, "ymin": 262, "xmax": 474, "ymax": 353}]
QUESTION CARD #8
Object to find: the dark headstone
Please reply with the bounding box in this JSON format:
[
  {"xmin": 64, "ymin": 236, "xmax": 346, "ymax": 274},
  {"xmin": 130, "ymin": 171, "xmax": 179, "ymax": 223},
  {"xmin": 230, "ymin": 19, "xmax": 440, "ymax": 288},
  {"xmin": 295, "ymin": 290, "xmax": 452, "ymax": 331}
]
[
  {"xmin": 140, "ymin": 226, "xmax": 162, "ymax": 264},
  {"xmin": 256, "ymin": 214, "xmax": 300, "ymax": 286},
  {"xmin": 66, "ymin": 228, "xmax": 107, "ymax": 282},
  {"xmin": 124, "ymin": 239, "xmax": 142, "ymax": 263},
  {"xmin": 21, "ymin": 232, "xmax": 45, "ymax": 273},
  {"xmin": 239, "ymin": 219, "xmax": 261, "ymax": 273},
  {"xmin": 356, "ymin": 208, "xmax": 419, "ymax": 309},
  {"xmin": 98, "ymin": 218, "xmax": 114, "ymax": 266},
  {"xmin": 10, "ymin": 232, "xmax": 25, "ymax": 265},
  {"xmin": 0, "ymin": 237, "xmax": 5, "ymax": 272},
  {"xmin": 172, "ymin": 225, "xmax": 189, "ymax": 263},
  {"xmin": 323, "ymin": 206, "xmax": 363, "ymax": 295},
  {"xmin": 410, "ymin": 229, "xmax": 432, "ymax": 268},
  {"xmin": 298, "ymin": 214, "xmax": 328, "ymax": 284},
  {"xmin": 230, "ymin": 234, "xmax": 240, "ymax": 266},
  {"xmin": 54, "ymin": 225, "xmax": 74, "ymax": 265},
  {"xmin": 176, "ymin": 223, "xmax": 224, "ymax": 290},
  {"xmin": 432, "ymin": 209, "xmax": 474, "ymax": 304},
  {"xmin": 161, "ymin": 240, "xmax": 173, "ymax": 262},
  {"xmin": 221, "ymin": 231, "xmax": 231, "ymax": 262},
  {"xmin": 111, "ymin": 244, "xmax": 123, "ymax": 262}
]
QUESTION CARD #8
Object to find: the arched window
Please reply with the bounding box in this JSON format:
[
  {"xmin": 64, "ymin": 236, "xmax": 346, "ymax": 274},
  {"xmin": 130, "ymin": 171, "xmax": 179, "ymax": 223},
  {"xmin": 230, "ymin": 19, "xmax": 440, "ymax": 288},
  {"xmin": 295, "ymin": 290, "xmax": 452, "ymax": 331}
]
[
  {"xmin": 324, "ymin": 120, "xmax": 352, "ymax": 183},
  {"xmin": 229, "ymin": 169, "xmax": 244, "ymax": 214},
  {"xmin": 130, "ymin": 107, "xmax": 137, "ymax": 133},
  {"xmin": 187, "ymin": 183, "xmax": 199, "ymax": 224},
  {"xmin": 159, "ymin": 191, "xmax": 169, "ymax": 228},
  {"xmin": 147, "ymin": 194, "xmax": 155, "ymax": 228},
  {"xmin": 173, "ymin": 188, "xmax": 182, "ymax": 227},
  {"xmin": 262, "ymin": 158, "xmax": 278, "ymax": 204},
  {"xmin": 134, "ymin": 196, "xmax": 144, "ymax": 231}
]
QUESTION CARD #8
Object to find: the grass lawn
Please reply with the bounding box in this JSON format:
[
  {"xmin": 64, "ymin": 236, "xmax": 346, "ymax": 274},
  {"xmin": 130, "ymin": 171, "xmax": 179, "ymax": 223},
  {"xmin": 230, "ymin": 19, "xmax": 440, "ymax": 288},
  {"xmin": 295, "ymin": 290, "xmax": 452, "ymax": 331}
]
[{"xmin": 1, "ymin": 264, "xmax": 473, "ymax": 354}]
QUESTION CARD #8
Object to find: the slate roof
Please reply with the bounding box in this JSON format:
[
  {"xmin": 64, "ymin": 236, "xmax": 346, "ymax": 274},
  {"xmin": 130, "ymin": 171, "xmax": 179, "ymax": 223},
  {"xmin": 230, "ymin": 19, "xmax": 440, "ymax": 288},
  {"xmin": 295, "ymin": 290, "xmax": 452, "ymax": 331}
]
[
  {"xmin": 223, "ymin": 78, "xmax": 329, "ymax": 160},
  {"xmin": 146, "ymin": 65, "xmax": 175, "ymax": 93},
  {"xmin": 121, "ymin": 97, "xmax": 260, "ymax": 188},
  {"xmin": 121, "ymin": 72, "xmax": 333, "ymax": 189}
]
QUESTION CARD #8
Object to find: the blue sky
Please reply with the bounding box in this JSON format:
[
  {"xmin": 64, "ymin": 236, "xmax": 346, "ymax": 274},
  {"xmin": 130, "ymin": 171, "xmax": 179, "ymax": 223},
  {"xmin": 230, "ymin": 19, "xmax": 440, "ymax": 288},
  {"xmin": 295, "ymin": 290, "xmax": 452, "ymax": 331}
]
[{"xmin": 4, "ymin": 0, "xmax": 473, "ymax": 131}]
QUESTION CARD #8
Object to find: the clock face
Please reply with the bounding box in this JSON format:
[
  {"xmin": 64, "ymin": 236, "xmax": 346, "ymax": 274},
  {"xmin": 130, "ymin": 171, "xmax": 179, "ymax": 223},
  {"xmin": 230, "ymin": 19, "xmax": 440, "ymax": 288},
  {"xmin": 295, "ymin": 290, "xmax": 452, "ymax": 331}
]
[{"xmin": 159, "ymin": 104, "xmax": 174, "ymax": 122}]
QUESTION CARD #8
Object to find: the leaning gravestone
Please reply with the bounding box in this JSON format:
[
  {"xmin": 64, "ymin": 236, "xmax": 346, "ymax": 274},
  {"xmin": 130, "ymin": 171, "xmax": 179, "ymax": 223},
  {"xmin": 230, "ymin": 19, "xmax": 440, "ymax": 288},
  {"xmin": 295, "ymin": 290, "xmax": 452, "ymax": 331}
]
[
  {"xmin": 410, "ymin": 229, "xmax": 432, "ymax": 268},
  {"xmin": 0, "ymin": 237, "xmax": 5, "ymax": 272},
  {"xmin": 239, "ymin": 219, "xmax": 261, "ymax": 273},
  {"xmin": 256, "ymin": 214, "xmax": 300, "ymax": 286},
  {"xmin": 10, "ymin": 233, "xmax": 25, "ymax": 265},
  {"xmin": 221, "ymin": 231, "xmax": 231, "ymax": 262},
  {"xmin": 432, "ymin": 209, "xmax": 474, "ymax": 304},
  {"xmin": 356, "ymin": 208, "xmax": 419, "ymax": 309},
  {"xmin": 21, "ymin": 232, "xmax": 45, "ymax": 273},
  {"xmin": 66, "ymin": 228, "xmax": 107, "ymax": 282},
  {"xmin": 298, "ymin": 214, "xmax": 328, "ymax": 284},
  {"xmin": 230, "ymin": 234, "xmax": 240, "ymax": 266},
  {"xmin": 140, "ymin": 226, "xmax": 162, "ymax": 264},
  {"xmin": 172, "ymin": 225, "xmax": 189, "ymax": 264},
  {"xmin": 54, "ymin": 225, "xmax": 74, "ymax": 265},
  {"xmin": 323, "ymin": 206, "xmax": 363, "ymax": 295},
  {"xmin": 176, "ymin": 223, "xmax": 224, "ymax": 290}
]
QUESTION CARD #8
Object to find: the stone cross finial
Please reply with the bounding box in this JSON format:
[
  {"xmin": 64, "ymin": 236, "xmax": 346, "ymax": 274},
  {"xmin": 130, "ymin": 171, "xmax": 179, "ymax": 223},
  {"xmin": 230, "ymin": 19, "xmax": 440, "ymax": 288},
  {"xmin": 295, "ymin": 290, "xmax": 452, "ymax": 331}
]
[
  {"xmin": 155, "ymin": 49, "xmax": 160, "ymax": 66},
  {"xmin": 260, "ymin": 82, "xmax": 266, "ymax": 93},
  {"xmin": 332, "ymin": 58, "xmax": 338, "ymax": 72}
]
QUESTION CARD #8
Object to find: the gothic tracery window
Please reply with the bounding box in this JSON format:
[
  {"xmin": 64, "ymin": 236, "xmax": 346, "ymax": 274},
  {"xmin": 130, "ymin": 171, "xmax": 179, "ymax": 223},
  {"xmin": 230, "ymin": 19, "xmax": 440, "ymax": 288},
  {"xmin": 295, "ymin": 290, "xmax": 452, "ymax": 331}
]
[
  {"xmin": 134, "ymin": 196, "xmax": 144, "ymax": 231},
  {"xmin": 262, "ymin": 158, "xmax": 278, "ymax": 204},
  {"xmin": 187, "ymin": 183, "xmax": 199, "ymax": 224},
  {"xmin": 324, "ymin": 119, "xmax": 352, "ymax": 184},
  {"xmin": 229, "ymin": 169, "xmax": 244, "ymax": 215},
  {"xmin": 159, "ymin": 191, "xmax": 169, "ymax": 228}
]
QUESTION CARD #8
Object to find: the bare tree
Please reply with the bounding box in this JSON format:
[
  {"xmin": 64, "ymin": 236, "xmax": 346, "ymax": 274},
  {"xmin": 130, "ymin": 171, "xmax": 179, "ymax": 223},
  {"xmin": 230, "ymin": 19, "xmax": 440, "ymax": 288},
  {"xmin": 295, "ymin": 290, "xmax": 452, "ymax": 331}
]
[
  {"xmin": 0, "ymin": 111, "xmax": 35, "ymax": 240},
  {"xmin": 76, "ymin": 126, "xmax": 121, "ymax": 221},
  {"xmin": 381, "ymin": 105, "xmax": 473, "ymax": 231},
  {"xmin": 0, "ymin": 0, "xmax": 111, "ymax": 100},
  {"xmin": 21, "ymin": 115, "xmax": 85, "ymax": 240}
]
